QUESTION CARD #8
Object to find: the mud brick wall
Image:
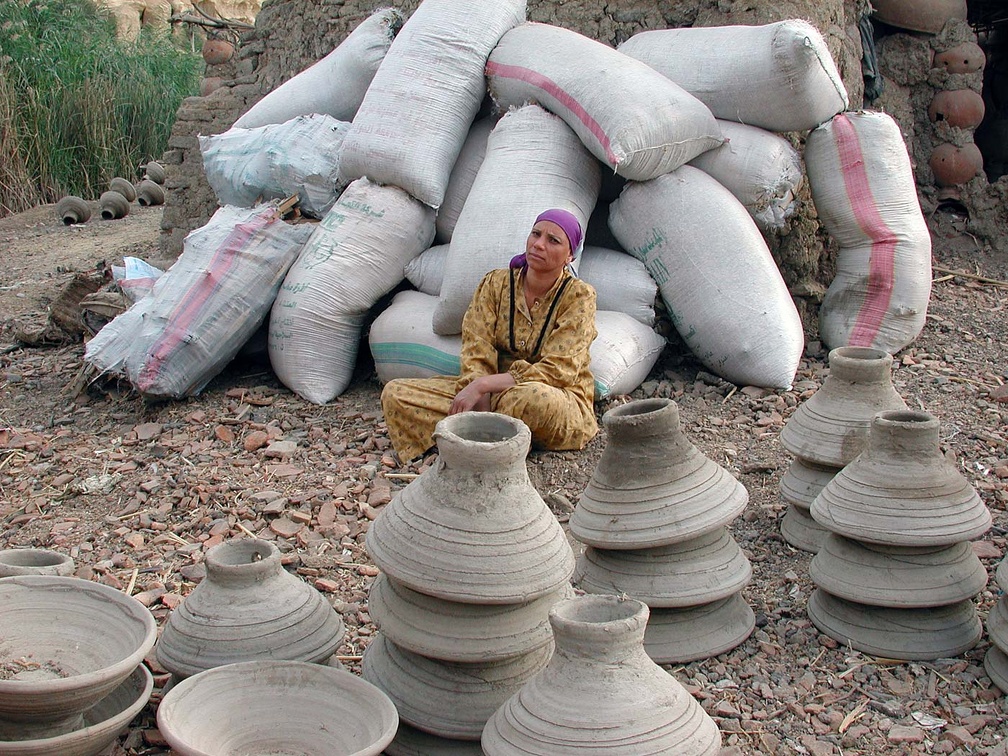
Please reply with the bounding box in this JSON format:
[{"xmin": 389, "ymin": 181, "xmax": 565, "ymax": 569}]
[{"xmin": 160, "ymin": 0, "xmax": 870, "ymax": 316}]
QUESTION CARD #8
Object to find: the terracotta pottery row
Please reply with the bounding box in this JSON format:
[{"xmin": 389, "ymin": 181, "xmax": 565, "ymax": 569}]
[
  {"xmin": 0, "ymin": 549, "xmax": 74, "ymax": 578},
  {"xmin": 810, "ymin": 534, "xmax": 987, "ymax": 608},
  {"xmin": 573, "ymin": 528, "xmax": 751, "ymax": 607},
  {"xmin": 155, "ymin": 539, "xmax": 345, "ymax": 679},
  {"xmin": 871, "ymin": 0, "xmax": 967, "ymax": 34},
  {"xmin": 807, "ymin": 590, "xmax": 981, "ymax": 661},
  {"xmin": 571, "ymin": 398, "xmax": 748, "ymax": 548},
  {"xmin": 810, "ymin": 410, "xmax": 991, "ymax": 547},
  {"xmin": 366, "ymin": 412, "xmax": 574, "ymax": 604},
  {"xmin": 985, "ymin": 558, "xmax": 1008, "ymax": 695},
  {"xmin": 482, "ymin": 595, "xmax": 722, "ymax": 755},
  {"xmin": 368, "ymin": 574, "xmax": 570, "ymax": 663}
]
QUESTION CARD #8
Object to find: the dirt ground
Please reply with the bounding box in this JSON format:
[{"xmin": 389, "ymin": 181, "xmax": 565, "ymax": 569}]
[{"xmin": 1, "ymin": 201, "xmax": 1007, "ymax": 755}]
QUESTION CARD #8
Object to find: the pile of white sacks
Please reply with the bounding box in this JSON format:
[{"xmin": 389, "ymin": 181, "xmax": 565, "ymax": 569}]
[{"xmin": 85, "ymin": 0, "xmax": 933, "ymax": 404}]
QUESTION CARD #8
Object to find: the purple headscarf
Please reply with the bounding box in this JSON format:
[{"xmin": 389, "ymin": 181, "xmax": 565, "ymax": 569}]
[{"xmin": 510, "ymin": 208, "xmax": 584, "ymax": 270}]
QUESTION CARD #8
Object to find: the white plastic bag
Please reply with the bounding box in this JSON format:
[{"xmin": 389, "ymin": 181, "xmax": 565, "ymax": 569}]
[
  {"xmin": 433, "ymin": 105, "xmax": 600, "ymax": 335},
  {"xmin": 269, "ymin": 179, "xmax": 436, "ymax": 403},
  {"xmin": 487, "ymin": 22, "xmax": 723, "ymax": 180},
  {"xmin": 608, "ymin": 166, "xmax": 804, "ymax": 389},
  {"xmin": 85, "ymin": 203, "xmax": 312, "ymax": 399},
  {"xmin": 688, "ymin": 120, "xmax": 804, "ymax": 231},
  {"xmin": 200, "ymin": 115, "xmax": 351, "ymax": 218},
  {"xmin": 618, "ymin": 20, "xmax": 848, "ymax": 133},
  {"xmin": 232, "ymin": 8, "xmax": 402, "ymax": 129},
  {"xmin": 338, "ymin": 0, "xmax": 525, "ymax": 208},
  {"xmin": 806, "ymin": 111, "xmax": 931, "ymax": 353}
]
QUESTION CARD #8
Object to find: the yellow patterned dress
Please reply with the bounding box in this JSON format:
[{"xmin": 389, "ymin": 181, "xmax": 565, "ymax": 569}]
[{"xmin": 381, "ymin": 267, "xmax": 598, "ymax": 461}]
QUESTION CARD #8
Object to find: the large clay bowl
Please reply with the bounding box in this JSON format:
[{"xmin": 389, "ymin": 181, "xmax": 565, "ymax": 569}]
[
  {"xmin": 157, "ymin": 660, "xmax": 398, "ymax": 756},
  {"xmin": 0, "ymin": 576, "xmax": 157, "ymax": 725},
  {"xmin": 0, "ymin": 665, "xmax": 153, "ymax": 756}
]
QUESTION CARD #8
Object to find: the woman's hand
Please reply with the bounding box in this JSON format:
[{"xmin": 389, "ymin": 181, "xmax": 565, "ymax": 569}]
[{"xmin": 450, "ymin": 373, "xmax": 516, "ymax": 415}]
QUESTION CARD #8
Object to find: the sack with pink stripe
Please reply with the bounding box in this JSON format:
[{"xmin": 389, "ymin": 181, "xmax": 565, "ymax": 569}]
[
  {"xmin": 486, "ymin": 22, "xmax": 723, "ymax": 180},
  {"xmin": 806, "ymin": 111, "xmax": 932, "ymax": 354}
]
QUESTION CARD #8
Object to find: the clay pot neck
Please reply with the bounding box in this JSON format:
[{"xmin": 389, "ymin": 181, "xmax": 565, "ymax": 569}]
[
  {"xmin": 549, "ymin": 595, "xmax": 648, "ymax": 662},
  {"xmin": 602, "ymin": 398, "xmax": 693, "ymax": 461},
  {"xmin": 204, "ymin": 540, "xmax": 281, "ymax": 586},
  {"xmin": 432, "ymin": 412, "xmax": 530, "ymax": 472},
  {"xmin": 827, "ymin": 346, "xmax": 893, "ymax": 384},
  {"xmin": 867, "ymin": 410, "xmax": 940, "ymax": 455}
]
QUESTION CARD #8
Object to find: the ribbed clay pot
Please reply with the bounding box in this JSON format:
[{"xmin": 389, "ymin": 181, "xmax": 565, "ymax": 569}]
[
  {"xmin": 934, "ymin": 42, "xmax": 985, "ymax": 74},
  {"xmin": 570, "ymin": 398, "xmax": 747, "ymax": 549},
  {"xmin": 108, "ymin": 177, "xmax": 137, "ymax": 202},
  {"xmin": 643, "ymin": 594, "xmax": 756, "ymax": 664},
  {"xmin": 573, "ymin": 528, "xmax": 751, "ymax": 607},
  {"xmin": 985, "ymin": 558, "xmax": 1008, "ymax": 694},
  {"xmin": 155, "ymin": 539, "xmax": 345, "ymax": 678},
  {"xmin": 384, "ymin": 721, "xmax": 484, "ymax": 755},
  {"xmin": 481, "ymin": 595, "xmax": 722, "ymax": 755},
  {"xmin": 872, "ymin": 0, "xmax": 967, "ymax": 33},
  {"xmin": 362, "ymin": 634, "xmax": 552, "ymax": 740},
  {"xmin": 136, "ymin": 179, "xmax": 165, "ymax": 207},
  {"xmin": 368, "ymin": 574, "xmax": 571, "ymax": 663},
  {"xmin": 810, "ymin": 410, "xmax": 991, "ymax": 547},
  {"xmin": 930, "ymin": 142, "xmax": 984, "ymax": 187},
  {"xmin": 809, "ymin": 534, "xmax": 987, "ymax": 608},
  {"xmin": 780, "ymin": 347, "xmax": 906, "ymax": 467},
  {"xmin": 98, "ymin": 190, "xmax": 129, "ymax": 220},
  {"xmin": 366, "ymin": 412, "xmax": 574, "ymax": 604},
  {"xmin": 929, "ymin": 90, "xmax": 986, "ymax": 130},
  {"xmin": 779, "ymin": 458, "xmax": 842, "ymax": 553},
  {"xmin": 807, "ymin": 590, "xmax": 981, "ymax": 661},
  {"xmin": 0, "ymin": 548, "xmax": 74, "ymax": 577},
  {"xmin": 54, "ymin": 195, "xmax": 91, "ymax": 225},
  {"xmin": 140, "ymin": 161, "xmax": 166, "ymax": 185}
]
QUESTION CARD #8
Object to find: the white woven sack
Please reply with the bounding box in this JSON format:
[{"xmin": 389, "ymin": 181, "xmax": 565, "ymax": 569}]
[
  {"xmin": 370, "ymin": 290, "xmax": 663, "ymax": 398},
  {"xmin": 432, "ymin": 105, "xmax": 600, "ymax": 335},
  {"xmin": 688, "ymin": 120, "xmax": 803, "ymax": 232},
  {"xmin": 806, "ymin": 111, "xmax": 931, "ymax": 353},
  {"xmin": 85, "ymin": 204, "xmax": 312, "ymax": 398},
  {"xmin": 608, "ymin": 166, "xmax": 804, "ymax": 389},
  {"xmin": 232, "ymin": 8, "xmax": 402, "ymax": 129},
  {"xmin": 404, "ymin": 244, "xmax": 448, "ymax": 295},
  {"xmin": 338, "ymin": 0, "xmax": 525, "ymax": 208},
  {"xmin": 618, "ymin": 20, "xmax": 848, "ymax": 133},
  {"xmin": 487, "ymin": 23, "xmax": 722, "ymax": 180},
  {"xmin": 200, "ymin": 115, "xmax": 351, "ymax": 218},
  {"xmin": 269, "ymin": 179, "xmax": 435, "ymax": 403},
  {"xmin": 436, "ymin": 117, "xmax": 495, "ymax": 243}
]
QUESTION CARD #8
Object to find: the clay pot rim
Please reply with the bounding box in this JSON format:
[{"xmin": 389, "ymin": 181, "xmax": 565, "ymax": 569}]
[
  {"xmin": 433, "ymin": 411, "xmax": 529, "ymax": 449},
  {"xmin": 605, "ymin": 396, "xmax": 672, "ymax": 423},
  {"xmin": 872, "ymin": 409, "xmax": 937, "ymax": 429},
  {"xmin": 0, "ymin": 548, "xmax": 73, "ymax": 571},
  {"xmin": 549, "ymin": 594, "xmax": 648, "ymax": 637},
  {"xmin": 204, "ymin": 539, "xmax": 279, "ymax": 579}
]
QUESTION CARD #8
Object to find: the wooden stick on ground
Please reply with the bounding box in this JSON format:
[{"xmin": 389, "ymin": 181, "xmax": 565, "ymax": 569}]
[{"xmin": 933, "ymin": 265, "xmax": 1008, "ymax": 288}]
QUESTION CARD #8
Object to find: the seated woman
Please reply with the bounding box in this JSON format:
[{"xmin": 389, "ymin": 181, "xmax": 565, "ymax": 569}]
[{"xmin": 382, "ymin": 208, "xmax": 598, "ymax": 462}]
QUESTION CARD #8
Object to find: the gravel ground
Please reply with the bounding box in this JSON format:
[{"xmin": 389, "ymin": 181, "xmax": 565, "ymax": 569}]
[{"xmin": 0, "ymin": 204, "xmax": 1006, "ymax": 755}]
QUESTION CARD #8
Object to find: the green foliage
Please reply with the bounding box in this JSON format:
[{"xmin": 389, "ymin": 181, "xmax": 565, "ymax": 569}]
[{"xmin": 0, "ymin": 0, "xmax": 203, "ymax": 215}]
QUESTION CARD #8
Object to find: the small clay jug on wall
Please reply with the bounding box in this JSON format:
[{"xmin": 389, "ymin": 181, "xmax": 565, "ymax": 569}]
[
  {"xmin": 481, "ymin": 594, "xmax": 722, "ymax": 755},
  {"xmin": 366, "ymin": 412, "xmax": 574, "ymax": 604},
  {"xmin": 155, "ymin": 539, "xmax": 345, "ymax": 678},
  {"xmin": 810, "ymin": 410, "xmax": 991, "ymax": 547},
  {"xmin": 570, "ymin": 398, "xmax": 747, "ymax": 549}
]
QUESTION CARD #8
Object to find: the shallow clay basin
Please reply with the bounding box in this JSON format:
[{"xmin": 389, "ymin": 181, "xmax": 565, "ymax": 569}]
[
  {"xmin": 0, "ymin": 576, "xmax": 157, "ymax": 726},
  {"xmin": 156, "ymin": 660, "xmax": 399, "ymax": 756}
]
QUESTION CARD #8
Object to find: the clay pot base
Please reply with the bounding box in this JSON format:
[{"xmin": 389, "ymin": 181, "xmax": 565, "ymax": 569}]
[
  {"xmin": 780, "ymin": 503, "xmax": 828, "ymax": 553},
  {"xmin": 780, "ymin": 459, "xmax": 839, "ymax": 508},
  {"xmin": 643, "ymin": 594, "xmax": 755, "ymax": 664},
  {"xmin": 383, "ymin": 721, "xmax": 484, "ymax": 755},
  {"xmin": 0, "ymin": 665, "xmax": 152, "ymax": 755},
  {"xmin": 807, "ymin": 590, "xmax": 981, "ymax": 661},
  {"xmin": 984, "ymin": 646, "xmax": 1008, "ymax": 695},
  {"xmin": 368, "ymin": 574, "xmax": 569, "ymax": 662},
  {"xmin": 573, "ymin": 528, "xmax": 752, "ymax": 607},
  {"xmin": 988, "ymin": 596, "xmax": 1008, "ymax": 649},
  {"xmin": 362, "ymin": 634, "xmax": 551, "ymax": 740},
  {"xmin": 810, "ymin": 535, "xmax": 987, "ymax": 608}
]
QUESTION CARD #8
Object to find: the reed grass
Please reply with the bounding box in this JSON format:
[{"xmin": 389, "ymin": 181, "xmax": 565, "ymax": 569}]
[{"xmin": 0, "ymin": 0, "xmax": 202, "ymax": 215}]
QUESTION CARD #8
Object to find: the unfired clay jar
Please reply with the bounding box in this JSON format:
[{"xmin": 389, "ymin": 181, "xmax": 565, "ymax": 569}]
[
  {"xmin": 643, "ymin": 595, "xmax": 756, "ymax": 665},
  {"xmin": 108, "ymin": 177, "xmax": 137, "ymax": 203},
  {"xmin": 0, "ymin": 549, "xmax": 74, "ymax": 577},
  {"xmin": 930, "ymin": 142, "xmax": 984, "ymax": 187},
  {"xmin": 98, "ymin": 190, "xmax": 129, "ymax": 220},
  {"xmin": 383, "ymin": 721, "xmax": 484, "ymax": 755},
  {"xmin": 362, "ymin": 635, "xmax": 552, "ymax": 741},
  {"xmin": 984, "ymin": 558, "xmax": 1008, "ymax": 694},
  {"xmin": 135, "ymin": 179, "xmax": 165, "ymax": 207},
  {"xmin": 571, "ymin": 398, "xmax": 747, "ymax": 548},
  {"xmin": 54, "ymin": 196, "xmax": 91, "ymax": 225},
  {"xmin": 779, "ymin": 458, "xmax": 841, "ymax": 553},
  {"xmin": 366, "ymin": 412, "xmax": 574, "ymax": 604},
  {"xmin": 573, "ymin": 528, "xmax": 751, "ymax": 607},
  {"xmin": 481, "ymin": 595, "xmax": 721, "ymax": 755},
  {"xmin": 934, "ymin": 42, "xmax": 985, "ymax": 74},
  {"xmin": 810, "ymin": 410, "xmax": 991, "ymax": 547},
  {"xmin": 872, "ymin": 0, "xmax": 967, "ymax": 34},
  {"xmin": 807, "ymin": 590, "xmax": 981, "ymax": 661},
  {"xmin": 809, "ymin": 535, "xmax": 987, "ymax": 608},
  {"xmin": 928, "ymin": 90, "xmax": 986, "ymax": 130},
  {"xmin": 155, "ymin": 539, "xmax": 345, "ymax": 678}
]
